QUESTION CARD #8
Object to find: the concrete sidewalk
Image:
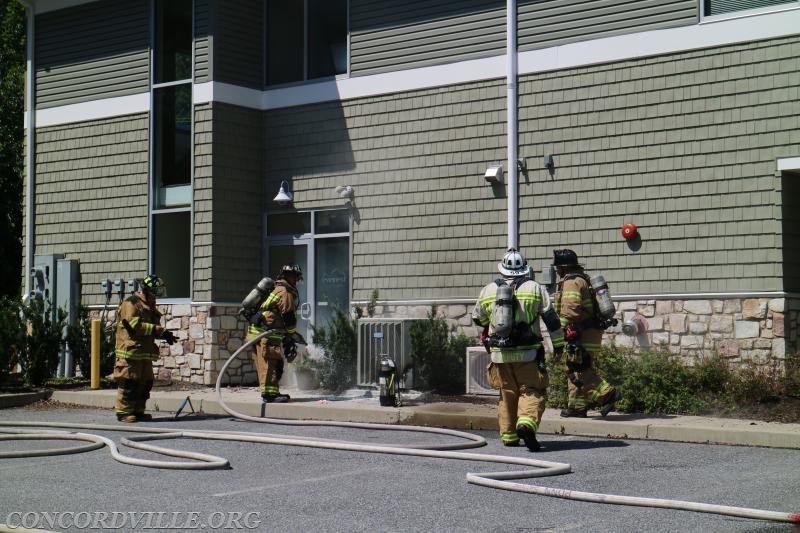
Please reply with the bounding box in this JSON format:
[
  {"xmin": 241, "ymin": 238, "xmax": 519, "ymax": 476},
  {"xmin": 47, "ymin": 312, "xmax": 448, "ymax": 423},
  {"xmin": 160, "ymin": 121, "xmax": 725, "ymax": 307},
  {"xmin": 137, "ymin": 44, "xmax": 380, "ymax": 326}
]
[{"xmin": 15, "ymin": 385, "xmax": 797, "ymax": 450}]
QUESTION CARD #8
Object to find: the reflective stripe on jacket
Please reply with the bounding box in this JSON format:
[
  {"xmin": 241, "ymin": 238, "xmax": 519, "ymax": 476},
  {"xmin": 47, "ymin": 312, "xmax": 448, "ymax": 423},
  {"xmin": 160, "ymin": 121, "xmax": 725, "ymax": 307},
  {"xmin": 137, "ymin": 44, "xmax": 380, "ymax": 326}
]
[
  {"xmin": 115, "ymin": 295, "xmax": 164, "ymax": 361},
  {"xmin": 472, "ymin": 278, "xmax": 558, "ymax": 363},
  {"xmin": 246, "ymin": 280, "xmax": 299, "ymax": 342}
]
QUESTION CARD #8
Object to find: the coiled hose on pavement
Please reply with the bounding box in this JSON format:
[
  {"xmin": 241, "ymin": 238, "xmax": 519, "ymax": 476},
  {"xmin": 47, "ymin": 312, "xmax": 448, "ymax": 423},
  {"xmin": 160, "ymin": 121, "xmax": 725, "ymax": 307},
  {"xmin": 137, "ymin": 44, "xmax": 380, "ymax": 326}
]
[{"xmin": 0, "ymin": 330, "xmax": 797, "ymax": 525}]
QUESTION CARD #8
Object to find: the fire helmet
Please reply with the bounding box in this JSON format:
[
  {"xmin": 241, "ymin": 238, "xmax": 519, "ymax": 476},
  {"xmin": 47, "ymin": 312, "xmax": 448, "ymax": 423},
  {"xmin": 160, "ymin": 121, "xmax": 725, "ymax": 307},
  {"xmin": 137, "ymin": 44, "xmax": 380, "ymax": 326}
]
[
  {"xmin": 498, "ymin": 248, "xmax": 529, "ymax": 277},
  {"xmin": 141, "ymin": 274, "xmax": 167, "ymax": 297},
  {"xmin": 553, "ymin": 249, "xmax": 582, "ymax": 268},
  {"xmin": 279, "ymin": 263, "xmax": 303, "ymax": 280}
]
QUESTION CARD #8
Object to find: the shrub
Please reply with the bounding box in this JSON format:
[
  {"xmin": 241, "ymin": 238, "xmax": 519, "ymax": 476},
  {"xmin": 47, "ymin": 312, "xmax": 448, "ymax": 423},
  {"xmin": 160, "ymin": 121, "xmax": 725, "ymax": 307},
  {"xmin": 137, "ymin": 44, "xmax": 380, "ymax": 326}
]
[
  {"xmin": 65, "ymin": 304, "xmax": 116, "ymax": 379},
  {"xmin": 409, "ymin": 305, "xmax": 469, "ymax": 394},
  {"xmin": 18, "ymin": 298, "xmax": 67, "ymax": 386},
  {"xmin": 0, "ymin": 297, "xmax": 24, "ymax": 383},
  {"xmin": 311, "ymin": 305, "xmax": 359, "ymax": 394},
  {"xmin": 784, "ymin": 353, "xmax": 800, "ymax": 398}
]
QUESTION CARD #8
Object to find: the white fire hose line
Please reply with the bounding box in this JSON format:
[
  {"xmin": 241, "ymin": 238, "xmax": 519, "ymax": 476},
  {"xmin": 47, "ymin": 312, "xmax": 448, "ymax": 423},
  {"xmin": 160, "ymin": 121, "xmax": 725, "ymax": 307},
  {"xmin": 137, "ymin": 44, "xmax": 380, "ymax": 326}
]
[{"xmin": 0, "ymin": 330, "xmax": 798, "ymax": 524}]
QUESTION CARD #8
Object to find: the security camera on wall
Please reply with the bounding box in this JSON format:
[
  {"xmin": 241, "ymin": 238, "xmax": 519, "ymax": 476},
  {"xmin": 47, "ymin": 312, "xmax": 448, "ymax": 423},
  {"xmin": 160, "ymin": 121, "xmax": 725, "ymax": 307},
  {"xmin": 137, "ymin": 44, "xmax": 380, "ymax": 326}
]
[{"xmin": 484, "ymin": 164, "xmax": 503, "ymax": 184}]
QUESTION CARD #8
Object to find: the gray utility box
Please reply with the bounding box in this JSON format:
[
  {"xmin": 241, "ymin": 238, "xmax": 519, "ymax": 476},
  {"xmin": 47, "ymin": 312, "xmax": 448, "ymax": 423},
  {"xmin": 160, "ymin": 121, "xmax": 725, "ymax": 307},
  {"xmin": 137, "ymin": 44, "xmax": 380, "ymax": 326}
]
[{"xmin": 357, "ymin": 318, "xmax": 423, "ymax": 389}]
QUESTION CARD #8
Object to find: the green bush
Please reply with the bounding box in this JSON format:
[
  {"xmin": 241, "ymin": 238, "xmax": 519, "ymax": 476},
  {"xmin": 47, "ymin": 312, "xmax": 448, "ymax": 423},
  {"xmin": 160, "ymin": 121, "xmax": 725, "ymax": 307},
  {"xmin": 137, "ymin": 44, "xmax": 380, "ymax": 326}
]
[
  {"xmin": 310, "ymin": 305, "xmax": 359, "ymax": 394},
  {"xmin": 618, "ymin": 350, "xmax": 706, "ymax": 414},
  {"xmin": 18, "ymin": 298, "xmax": 67, "ymax": 386},
  {"xmin": 409, "ymin": 305, "xmax": 469, "ymax": 394},
  {"xmin": 0, "ymin": 297, "xmax": 24, "ymax": 382}
]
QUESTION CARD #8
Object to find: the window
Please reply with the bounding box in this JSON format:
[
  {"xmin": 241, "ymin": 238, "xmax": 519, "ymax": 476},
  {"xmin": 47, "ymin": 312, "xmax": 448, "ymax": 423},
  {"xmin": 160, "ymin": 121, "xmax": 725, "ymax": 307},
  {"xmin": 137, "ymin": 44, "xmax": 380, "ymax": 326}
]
[
  {"xmin": 266, "ymin": 0, "xmax": 347, "ymax": 85},
  {"xmin": 151, "ymin": 0, "xmax": 193, "ymax": 299},
  {"xmin": 703, "ymin": 0, "xmax": 797, "ymax": 16}
]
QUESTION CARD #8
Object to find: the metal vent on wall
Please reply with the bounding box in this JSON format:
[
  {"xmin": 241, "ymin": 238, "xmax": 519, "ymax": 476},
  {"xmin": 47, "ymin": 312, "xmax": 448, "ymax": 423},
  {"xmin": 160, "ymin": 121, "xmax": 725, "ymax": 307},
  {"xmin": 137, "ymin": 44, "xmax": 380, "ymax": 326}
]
[
  {"xmin": 466, "ymin": 346, "xmax": 496, "ymax": 396},
  {"xmin": 357, "ymin": 319, "xmax": 423, "ymax": 388}
]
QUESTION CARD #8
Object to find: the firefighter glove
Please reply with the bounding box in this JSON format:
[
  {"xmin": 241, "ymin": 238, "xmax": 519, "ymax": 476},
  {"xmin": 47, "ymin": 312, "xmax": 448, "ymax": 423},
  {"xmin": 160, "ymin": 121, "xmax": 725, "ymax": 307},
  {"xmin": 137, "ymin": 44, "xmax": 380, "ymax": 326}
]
[
  {"xmin": 553, "ymin": 345, "xmax": 564, "ymax": 358},
  {"xmin": 283, "ymin": 339, "xmax": 298, "ymax": 362},
  {"xmin": 249, "ymin": 312, "xmax": 265, "ymax": 327},
  {"xmin": 162, "ymin": 330, "xmax": 177, "ymax": 345},
  {"xmin": 289, "ymin": 331, "xmax": 307, "ymax": 345}
]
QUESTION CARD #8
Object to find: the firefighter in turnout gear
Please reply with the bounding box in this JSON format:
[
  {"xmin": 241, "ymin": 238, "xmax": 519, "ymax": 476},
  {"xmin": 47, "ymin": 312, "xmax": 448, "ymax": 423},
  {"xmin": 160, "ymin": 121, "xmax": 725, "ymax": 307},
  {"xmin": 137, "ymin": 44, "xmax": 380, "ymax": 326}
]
[
  {"xmin": 113, "ymin": 274, "xmax": 176, "ymax": 422},
  {"xmin": 552, "ymin": 249, "xmax": 622, "ymax": 418},
  {"xmin": 472, "ymin": 248, "xmax": 564, "ymax": 451},
  {"xmin": 246, "ymin": 264, "xmax": 306, "ymax": 403}
]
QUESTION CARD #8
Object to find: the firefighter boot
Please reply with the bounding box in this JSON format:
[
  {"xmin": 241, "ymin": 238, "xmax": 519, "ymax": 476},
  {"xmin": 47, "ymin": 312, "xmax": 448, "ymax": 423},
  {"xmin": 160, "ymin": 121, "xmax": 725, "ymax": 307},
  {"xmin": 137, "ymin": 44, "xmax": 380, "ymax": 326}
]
[
  {"xmin": 136, "ymin": 413, "xmax": 153, "ymax": 421},
  {"xmin": 262, "ymin": 393, "xmax": 290, "ymax": 403},
  {"xmin": 515, "ymin": 425, "xmax": 541, "ymax": 452},
  {"xmin": 600, "ymin": 389, "xmax": 622, "ymax": 417},
  {"xmin": 117, "ymin": 414, "xmax": 137, "ymax": 423},
  {"xmin": 560, "ymin": 407, "xmax": 587, "ymax": 418}
]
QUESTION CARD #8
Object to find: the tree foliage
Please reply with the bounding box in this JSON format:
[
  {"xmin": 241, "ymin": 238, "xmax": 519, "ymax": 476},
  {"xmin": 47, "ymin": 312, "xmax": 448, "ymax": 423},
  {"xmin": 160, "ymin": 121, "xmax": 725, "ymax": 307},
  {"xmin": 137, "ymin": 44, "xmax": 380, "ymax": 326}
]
[{"xmin": 0, "ymin": 1, "xmax": 26, "ymax": 298}]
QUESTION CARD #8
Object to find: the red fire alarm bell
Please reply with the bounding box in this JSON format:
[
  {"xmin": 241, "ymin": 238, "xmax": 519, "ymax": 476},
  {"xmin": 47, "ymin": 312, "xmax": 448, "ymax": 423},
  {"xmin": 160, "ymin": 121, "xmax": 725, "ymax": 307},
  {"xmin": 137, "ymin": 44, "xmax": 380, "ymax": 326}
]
[{"xmin": 621, "ymin": 223, "xmax": 638, "ymax": 240}]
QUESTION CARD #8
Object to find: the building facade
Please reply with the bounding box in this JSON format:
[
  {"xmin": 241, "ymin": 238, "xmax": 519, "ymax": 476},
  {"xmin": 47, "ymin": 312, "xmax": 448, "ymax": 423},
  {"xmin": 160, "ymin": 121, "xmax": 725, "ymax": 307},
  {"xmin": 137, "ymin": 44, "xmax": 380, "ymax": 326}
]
[{"xmin": 19, "ymin": 0, "xmax": 800, "ymax": 385}]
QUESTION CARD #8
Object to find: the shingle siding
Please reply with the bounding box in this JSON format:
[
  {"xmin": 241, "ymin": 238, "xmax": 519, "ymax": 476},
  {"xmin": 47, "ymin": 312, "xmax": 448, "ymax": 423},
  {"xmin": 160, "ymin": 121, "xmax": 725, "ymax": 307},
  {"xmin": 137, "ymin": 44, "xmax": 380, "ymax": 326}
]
[
  {"xmin": 193, "ymin": 103, "xmax": 264, "ymax": 302},
  {"xmin": 517, "ymin": 35, "xmax": 799, "ymax": 294},
  {"xmin": 35, "ymin": 0, "xmax": 149, "ymax": 109},
  {"xmin": 33, "ymin": 114, "xmax": 150, "ymax": 305},
  {"xmin": 214, "ymin": 0, "xmax": 264, "ymax": 88},
  {"xmin": 195, "ymin": 0, "xmax": 212, "ymax": 83}
]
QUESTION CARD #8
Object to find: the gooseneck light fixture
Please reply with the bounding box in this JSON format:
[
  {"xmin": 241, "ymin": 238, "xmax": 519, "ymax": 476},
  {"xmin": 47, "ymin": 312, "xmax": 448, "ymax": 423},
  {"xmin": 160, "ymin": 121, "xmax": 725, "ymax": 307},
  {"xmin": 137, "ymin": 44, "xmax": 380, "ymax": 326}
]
[{"xmin": 273, "ymin": 180, "xmax": 293, "ymax": 205}]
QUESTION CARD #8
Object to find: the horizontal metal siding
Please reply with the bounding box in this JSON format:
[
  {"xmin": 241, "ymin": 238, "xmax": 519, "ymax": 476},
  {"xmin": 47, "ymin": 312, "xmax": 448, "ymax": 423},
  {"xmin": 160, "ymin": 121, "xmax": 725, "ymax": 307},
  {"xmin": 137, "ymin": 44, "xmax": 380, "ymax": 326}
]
[
  {"xmin": 215, "ymin": 0, "xmax": 264, "ymax": 88},
  {"xmin": 33, "ymin": 114, "xmax": 150, "ymax": 306},
  {"xmin": 350, "ymin": 0, "xmax": 505, "ymax": 76},
  {"xmin": 195, "ymin": 0, "xmax": 212, "ymax": 82},
  {"xmin": 35, "ymin": 0, "xmax": 149, "ymax": 109},
  {"xmin": 519, "ymin": 0, "xmax": 698, "ymax": 51}
]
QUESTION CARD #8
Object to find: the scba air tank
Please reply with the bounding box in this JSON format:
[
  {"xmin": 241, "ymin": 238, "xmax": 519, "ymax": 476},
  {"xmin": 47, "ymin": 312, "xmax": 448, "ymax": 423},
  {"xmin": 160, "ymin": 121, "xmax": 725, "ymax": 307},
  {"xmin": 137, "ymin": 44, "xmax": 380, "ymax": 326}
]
[
  {"xmin": 239, "ymin": 277, "xmax": 275, "ymax": 318},
  {"xmin": 492, "ymin": 282, "xmax": 515, "ymax": 338},
  {"xmin": 378, "ymin": 358, "xmax": 397, "ymax": 407},
  {"xmin": 589, "ymin": 274, "xmax": 616, "ymax": 320}
]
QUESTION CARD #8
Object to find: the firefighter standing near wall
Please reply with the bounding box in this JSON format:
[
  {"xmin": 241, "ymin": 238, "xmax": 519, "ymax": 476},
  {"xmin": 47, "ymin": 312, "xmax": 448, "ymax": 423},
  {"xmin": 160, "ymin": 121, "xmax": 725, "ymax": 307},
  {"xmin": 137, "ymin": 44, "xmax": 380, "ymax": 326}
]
[
  {"xmin": 246, "ymin": 264, "xmax": 306, "ymax": 403},
  {"xmin": 472, "ymin": 248, "xmax": 564, "ymax": 451},
  {"xmin": 114, "ymin": 274, "xmax": 176, "ymax": 423},
  {"xmin": 553, "ymin": 249, "xmax": 622, "ymax": 418}
]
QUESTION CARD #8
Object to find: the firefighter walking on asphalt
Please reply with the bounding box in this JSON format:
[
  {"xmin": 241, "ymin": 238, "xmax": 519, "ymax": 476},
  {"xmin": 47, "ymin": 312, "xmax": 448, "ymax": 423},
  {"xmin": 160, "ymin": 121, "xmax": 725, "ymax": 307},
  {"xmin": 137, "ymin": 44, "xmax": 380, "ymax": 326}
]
[
  {"xmin": 553, "ymin": 249, "xmax": 622, "ymax": 418},
  {"xmin": 472, "ymin": 248, "xmax": 564, "ymax": 451},
  {"xmin": 246, "ymin": 264, "xmax": 306, "ymax": 403},
  {"xmin": 114, "ymin": 274, "xmax": 176, "ymax": 423}
]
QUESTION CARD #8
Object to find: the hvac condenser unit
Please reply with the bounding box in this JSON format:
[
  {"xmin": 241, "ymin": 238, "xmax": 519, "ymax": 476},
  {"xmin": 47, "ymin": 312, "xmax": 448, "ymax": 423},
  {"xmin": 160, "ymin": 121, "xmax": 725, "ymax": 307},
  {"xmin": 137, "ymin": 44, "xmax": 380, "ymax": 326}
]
[
  {"xmin": 466, "ymin": 346, "xmax": 496, "ymax": 396},
  {"xmin": 357, "ymin": 319, "xmax": 423, "ymax": 388}
]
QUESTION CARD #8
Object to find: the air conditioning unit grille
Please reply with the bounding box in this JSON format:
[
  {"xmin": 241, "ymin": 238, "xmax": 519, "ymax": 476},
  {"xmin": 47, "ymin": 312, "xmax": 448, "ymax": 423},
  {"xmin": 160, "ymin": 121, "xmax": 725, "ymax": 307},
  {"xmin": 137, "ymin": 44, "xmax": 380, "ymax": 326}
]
[
  {"xmin": 357, "ymin": 319, "xmax": 422, "ymax": 388},
  {"xmin": 466, "ymin": 347, "xmax": 496, "ymax": 395}
]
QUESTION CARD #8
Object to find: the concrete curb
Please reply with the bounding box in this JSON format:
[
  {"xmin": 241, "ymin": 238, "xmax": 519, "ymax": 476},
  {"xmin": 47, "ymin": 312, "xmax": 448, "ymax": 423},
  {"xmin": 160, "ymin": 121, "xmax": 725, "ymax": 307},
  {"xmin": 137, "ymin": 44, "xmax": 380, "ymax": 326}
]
[
  {"xmin": 0, "ymin": 390, "xmax": 52, "ymax": 409},
  {"xmin": 8, "ymin": 388, "xmax": 797, "ymax": 450}
]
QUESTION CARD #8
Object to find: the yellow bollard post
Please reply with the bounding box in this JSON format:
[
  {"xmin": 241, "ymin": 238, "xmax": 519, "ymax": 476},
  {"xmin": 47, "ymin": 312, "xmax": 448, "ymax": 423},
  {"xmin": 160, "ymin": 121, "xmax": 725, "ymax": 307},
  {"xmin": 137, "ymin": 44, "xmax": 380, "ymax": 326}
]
[{"xmin": 91, "ymin": 319, "xmax": 101, "ymax": 389}]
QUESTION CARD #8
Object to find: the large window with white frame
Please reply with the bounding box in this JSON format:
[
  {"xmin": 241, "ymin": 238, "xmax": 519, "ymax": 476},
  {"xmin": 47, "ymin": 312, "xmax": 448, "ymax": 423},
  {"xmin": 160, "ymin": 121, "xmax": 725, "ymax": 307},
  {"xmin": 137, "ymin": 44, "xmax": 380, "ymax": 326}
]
[
  {"xmin": 702, "ymin": 0, "xmax": 798, "ymax": 17},
  {"xmin": 151, "ymin": 0, "xmax": 193, "ymax": 298},
  {"xmin": 266, "ymin": 0, "xmax": 348, "ymax": 86}
]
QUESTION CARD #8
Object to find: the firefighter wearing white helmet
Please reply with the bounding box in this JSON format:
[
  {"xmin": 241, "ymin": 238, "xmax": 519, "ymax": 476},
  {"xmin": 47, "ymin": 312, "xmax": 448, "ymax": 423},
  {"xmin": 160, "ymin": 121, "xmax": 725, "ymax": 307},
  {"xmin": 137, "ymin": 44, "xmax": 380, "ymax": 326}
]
[
  {"xmin": 471, "ymin": 248, "xmax": 564, "ymax": 451},
  {"xmin": 246, "ymin": 264, "xmax": 307, "ymax": 403}
]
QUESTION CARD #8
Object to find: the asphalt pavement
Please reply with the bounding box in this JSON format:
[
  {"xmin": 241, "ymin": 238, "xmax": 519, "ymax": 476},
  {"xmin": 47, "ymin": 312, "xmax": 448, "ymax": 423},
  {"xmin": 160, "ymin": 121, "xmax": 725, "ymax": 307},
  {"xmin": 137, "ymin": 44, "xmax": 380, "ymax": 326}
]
[{"xmin": 3, "ymin": 384, "xmax": 799, "ymax": 449}]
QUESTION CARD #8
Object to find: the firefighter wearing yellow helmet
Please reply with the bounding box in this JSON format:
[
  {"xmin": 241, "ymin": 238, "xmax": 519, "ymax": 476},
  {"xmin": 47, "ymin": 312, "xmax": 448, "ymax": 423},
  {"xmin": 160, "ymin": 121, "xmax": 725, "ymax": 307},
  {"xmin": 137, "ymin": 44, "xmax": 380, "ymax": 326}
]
[
  {"xmin": 553, "ymin": 249, "xmax": 622, "ymax": 418},
  {"xmin": 113, "ymin": 274, "xmax": 176, "ymax": 422},
  {"xmin": 246, "ymin": 264, "xmax": 307, "ymax": 403},
  {"xmin": 472, "ymin": 248, "xmax": 564, "ymax": 451}
]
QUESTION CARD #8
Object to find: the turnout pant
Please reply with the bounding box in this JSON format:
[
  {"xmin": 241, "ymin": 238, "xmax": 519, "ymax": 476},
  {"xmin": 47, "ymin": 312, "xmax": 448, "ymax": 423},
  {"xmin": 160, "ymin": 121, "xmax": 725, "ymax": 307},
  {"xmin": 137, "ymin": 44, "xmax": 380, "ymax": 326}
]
[
  {"xmin": 114, "ymin": 358, "xmax": 154, "ymax": 416},
  {"xmin": 488, "ymin": 361, "xmax": 548, "ymax": 445},
  {"xmin": 253, "ymin": 338, "xmax": 285, "ymax": 396}
]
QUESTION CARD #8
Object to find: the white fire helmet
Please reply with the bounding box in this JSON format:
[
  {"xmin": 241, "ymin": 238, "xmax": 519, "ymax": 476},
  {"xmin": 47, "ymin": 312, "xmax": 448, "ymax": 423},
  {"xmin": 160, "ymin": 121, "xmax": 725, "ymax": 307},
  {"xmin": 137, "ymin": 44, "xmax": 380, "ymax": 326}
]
[{"xmin": 498, "ymin": 248, "xmax": 529, "ymax": 277}]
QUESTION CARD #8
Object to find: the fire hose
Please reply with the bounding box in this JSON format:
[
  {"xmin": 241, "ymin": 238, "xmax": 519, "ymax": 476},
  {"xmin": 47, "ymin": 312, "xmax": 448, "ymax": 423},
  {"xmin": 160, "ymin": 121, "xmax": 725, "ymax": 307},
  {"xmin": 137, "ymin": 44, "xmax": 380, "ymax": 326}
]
[{"xmin": 0, "ymin": 330, "xmax": 797, "ymax": 525}]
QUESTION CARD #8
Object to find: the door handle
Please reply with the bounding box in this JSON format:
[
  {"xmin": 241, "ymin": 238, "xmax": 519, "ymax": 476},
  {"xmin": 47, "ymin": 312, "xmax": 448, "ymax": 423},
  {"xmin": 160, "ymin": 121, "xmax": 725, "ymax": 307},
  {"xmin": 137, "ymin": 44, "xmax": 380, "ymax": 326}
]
[{"xmin": 299, "ymin": 302, "xmax": 311, "ymax": 320}]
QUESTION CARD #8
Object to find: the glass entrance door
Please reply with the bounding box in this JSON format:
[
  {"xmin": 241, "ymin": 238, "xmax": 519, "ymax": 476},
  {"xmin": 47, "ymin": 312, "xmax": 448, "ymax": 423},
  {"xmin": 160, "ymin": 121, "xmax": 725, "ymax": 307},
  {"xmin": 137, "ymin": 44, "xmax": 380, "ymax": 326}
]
[{"xmin": 266, "ymin": 208, "xmax": 351, "ymax": 343}]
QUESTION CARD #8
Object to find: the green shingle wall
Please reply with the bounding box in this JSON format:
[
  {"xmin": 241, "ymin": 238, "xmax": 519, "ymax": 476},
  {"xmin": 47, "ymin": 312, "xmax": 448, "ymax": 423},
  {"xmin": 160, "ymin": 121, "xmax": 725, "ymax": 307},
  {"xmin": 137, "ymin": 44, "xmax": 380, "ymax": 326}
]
[
  {"xmin": 31, "ymin": 114, "xmax": 150, "ymax": 305},
  {"xmin": 263, "ymin": 35, "xmax": 798, "ymax": 301},
  {"xmin": 193, "ymin": 103, "xmax": 264, "ymax": 302}
]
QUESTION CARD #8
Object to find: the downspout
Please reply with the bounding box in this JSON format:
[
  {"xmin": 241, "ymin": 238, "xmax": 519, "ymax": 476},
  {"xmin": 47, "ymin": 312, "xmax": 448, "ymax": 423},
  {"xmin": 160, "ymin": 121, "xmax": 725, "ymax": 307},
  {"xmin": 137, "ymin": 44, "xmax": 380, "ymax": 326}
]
[
  {"xmin": 506, "ymin": 0, "xmax": 518, "ymax": 250},
  {"xmin": 20, "ymin": 0, "xmax": 35, "ymax": 298}
]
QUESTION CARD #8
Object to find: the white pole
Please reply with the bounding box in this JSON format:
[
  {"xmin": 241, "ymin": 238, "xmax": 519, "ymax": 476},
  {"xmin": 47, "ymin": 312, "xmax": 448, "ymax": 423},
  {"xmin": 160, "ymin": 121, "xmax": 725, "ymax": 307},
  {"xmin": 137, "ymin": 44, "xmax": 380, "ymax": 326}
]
[{"xmin": 506, "ymin": 0, "xmax": 518, "ymax": 250}]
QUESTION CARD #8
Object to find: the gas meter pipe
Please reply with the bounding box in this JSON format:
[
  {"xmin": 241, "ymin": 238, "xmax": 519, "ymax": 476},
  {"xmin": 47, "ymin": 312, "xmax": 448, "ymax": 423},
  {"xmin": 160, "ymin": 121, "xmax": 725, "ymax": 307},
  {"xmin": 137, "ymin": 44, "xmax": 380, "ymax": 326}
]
[{"xmin": 0, "ymin": 331, "xmax": 798, "ymax": 524}]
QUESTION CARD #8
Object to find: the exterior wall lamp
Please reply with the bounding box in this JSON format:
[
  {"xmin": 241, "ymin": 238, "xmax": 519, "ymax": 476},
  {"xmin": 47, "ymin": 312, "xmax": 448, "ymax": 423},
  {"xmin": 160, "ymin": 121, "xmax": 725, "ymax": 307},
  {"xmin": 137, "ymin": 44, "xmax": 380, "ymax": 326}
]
[{"xmin": 273, "ymin": 180, "xmax": 293, "ymax": 205}]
